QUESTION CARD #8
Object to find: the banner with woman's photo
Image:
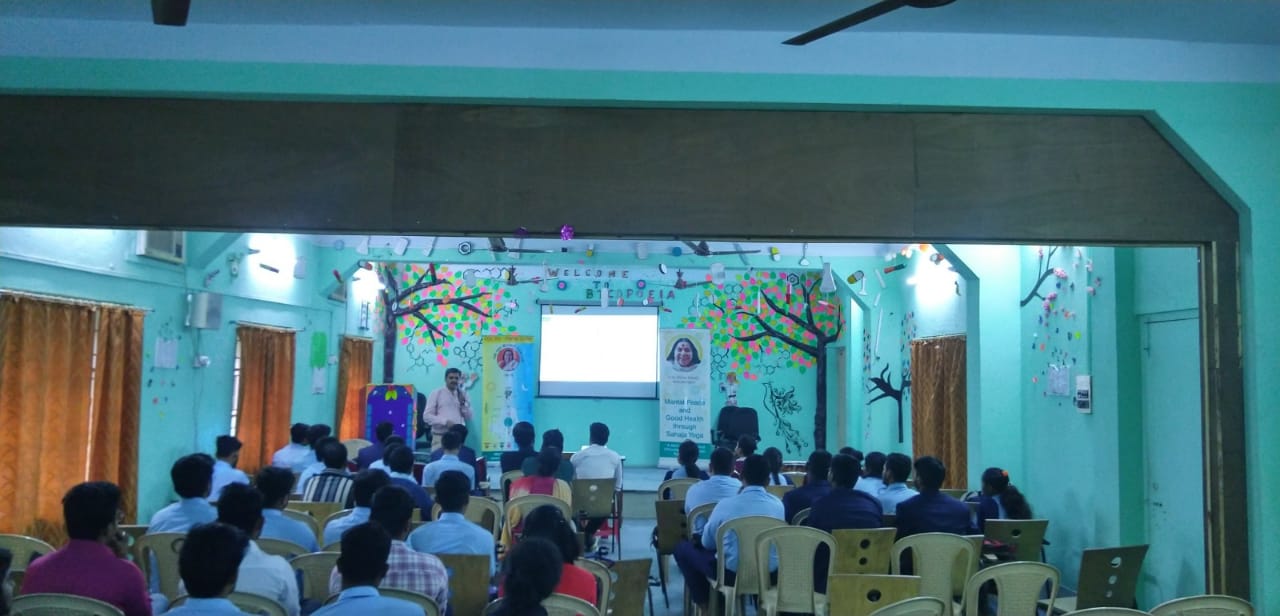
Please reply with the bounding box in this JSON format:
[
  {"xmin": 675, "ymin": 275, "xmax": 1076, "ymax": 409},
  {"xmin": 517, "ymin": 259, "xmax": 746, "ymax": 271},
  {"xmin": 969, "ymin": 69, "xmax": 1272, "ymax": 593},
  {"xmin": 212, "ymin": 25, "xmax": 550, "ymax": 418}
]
[
  {"xmin": 480, "ymin": 335, "xmax": 536, "ymax": 459},
  {"xmin": 658, "ymin": 329, "xmax": 713, "ymax": 467}
]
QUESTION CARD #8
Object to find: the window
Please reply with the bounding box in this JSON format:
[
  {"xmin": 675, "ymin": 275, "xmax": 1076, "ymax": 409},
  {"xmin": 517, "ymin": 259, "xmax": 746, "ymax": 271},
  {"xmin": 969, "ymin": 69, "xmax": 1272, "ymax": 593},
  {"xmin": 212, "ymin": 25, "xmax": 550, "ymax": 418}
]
[{"xmin": 230, "ymin": 339, "xmax": 242, "ymax": 436}]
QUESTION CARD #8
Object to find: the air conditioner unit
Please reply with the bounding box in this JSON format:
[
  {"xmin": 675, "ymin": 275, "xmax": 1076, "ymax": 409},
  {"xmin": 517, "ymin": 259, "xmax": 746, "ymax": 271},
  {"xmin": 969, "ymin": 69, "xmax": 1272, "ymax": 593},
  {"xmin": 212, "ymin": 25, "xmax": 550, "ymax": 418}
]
[{"xmin": 136, "ymin": 230, "xmax": 186, "ymax": 264}]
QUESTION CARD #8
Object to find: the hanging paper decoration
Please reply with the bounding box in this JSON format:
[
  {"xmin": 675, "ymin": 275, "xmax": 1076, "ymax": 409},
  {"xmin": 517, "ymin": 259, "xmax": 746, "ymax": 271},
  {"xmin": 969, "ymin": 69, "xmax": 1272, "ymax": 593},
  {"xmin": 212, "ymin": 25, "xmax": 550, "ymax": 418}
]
[
  {"xmin": 883, "ymin": 263, "xmax": 906, "ymax": 274},
  {"xmin": 846, "ymin": 270, "xmax": 865, "ymax": 284},
  {"xmin": 636, "ymin": 280, "xmax": 647, "ymax": 289},
  {"xmin": 559, "ymin": 225, "xmax": 575, "ymax": 241},
  {"xmin": 331, "ymin": 269, "xmax": 343, "ymax": 284},
  {"xmin": 515, "ymin": 226, "xmax": 529, "ymax": 238},
  {"xmin": 671, "ymin": 246, "xmax": 683, "ymax": 257},
  {"xmin": 769, "ymin": 247, "xmax": 781, "ymax": 261},
  {"xmin": 556, "ymin": 280, "xmax": 569, "ymax": 290}
]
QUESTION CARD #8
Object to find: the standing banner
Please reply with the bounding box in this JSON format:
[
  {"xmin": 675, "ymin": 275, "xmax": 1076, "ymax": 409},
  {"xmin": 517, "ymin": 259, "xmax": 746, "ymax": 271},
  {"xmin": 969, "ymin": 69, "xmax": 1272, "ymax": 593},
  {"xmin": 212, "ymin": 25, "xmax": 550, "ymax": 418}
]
[
  {"xmin": 658, "ymin": 329, "xmax": 713, "ymax": 467},
  {"xmin": 480, "ymin": 335, "xmax": 536, "ymax": 460}
]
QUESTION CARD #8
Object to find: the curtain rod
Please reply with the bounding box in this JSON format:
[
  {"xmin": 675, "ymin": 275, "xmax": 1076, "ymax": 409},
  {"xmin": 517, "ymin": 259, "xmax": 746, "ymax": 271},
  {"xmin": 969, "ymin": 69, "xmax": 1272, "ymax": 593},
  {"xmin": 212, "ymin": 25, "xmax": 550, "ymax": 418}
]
[
  {"xmin": 0, "ymin": 288, "xmax": 151, "ymax": 313},
  {"xmin": 233, "ymin": 320, "xmax": 301, "ymax": 333}
]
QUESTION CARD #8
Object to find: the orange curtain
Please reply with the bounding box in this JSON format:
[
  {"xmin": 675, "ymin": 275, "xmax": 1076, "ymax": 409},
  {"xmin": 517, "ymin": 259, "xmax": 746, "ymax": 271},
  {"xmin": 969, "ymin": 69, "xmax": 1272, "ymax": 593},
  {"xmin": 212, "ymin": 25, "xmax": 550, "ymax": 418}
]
[
  {"xmin": 335, "ymin": 336, "xmax": 374, "ymax": 441},
  {"xmin": 0, "ymin": 294, "xmax": 98, "ymax": 545},
  {"xmin": 910, "ymin": 335, "xmax": 968, "ymax": 489},
  {"xmin": 235, "ymin": 326, "xmax": 295, "ymax": 475},
  {"xmin": 88, "ymin": 307, "xmax": 144, "ymax": 524}
]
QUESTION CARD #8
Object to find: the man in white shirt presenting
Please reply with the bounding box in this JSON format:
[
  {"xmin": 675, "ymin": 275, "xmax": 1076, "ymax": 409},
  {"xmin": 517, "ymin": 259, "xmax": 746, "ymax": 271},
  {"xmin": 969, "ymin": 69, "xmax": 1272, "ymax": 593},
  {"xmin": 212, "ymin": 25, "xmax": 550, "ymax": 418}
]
[
  {"xmin": 421, "ymin": 368, "xmax": 473, "ymax": 450},
  {"xmin": 570, "ymin": 422, "xmax": 623, "ymax": 552}
]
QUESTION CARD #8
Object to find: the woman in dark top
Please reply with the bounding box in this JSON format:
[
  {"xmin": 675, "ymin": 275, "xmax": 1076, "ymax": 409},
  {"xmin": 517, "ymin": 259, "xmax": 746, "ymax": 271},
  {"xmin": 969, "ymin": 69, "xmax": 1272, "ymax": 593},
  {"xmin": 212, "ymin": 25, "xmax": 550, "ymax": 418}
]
[
  {"xmin": 496, "ymin": 537, "xmax": 563, "ymax": 616},
  {"xmin": 976, "ymin": 466, "xmax": 1033, "ymax": 530},
  {"xmin": 664, "ymin": 439, "xmax": 710, "ymax": 481},
  {"xmin": 500, "ymin": 421, "xmax": 538, "ymax": 473}
]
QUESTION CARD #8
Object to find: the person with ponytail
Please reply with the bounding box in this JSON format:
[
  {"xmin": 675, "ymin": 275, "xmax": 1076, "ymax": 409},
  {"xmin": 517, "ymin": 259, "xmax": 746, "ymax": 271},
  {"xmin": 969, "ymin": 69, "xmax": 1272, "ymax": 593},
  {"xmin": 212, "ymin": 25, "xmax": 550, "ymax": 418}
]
[
  {"xmin": 495, "ymin": 537, "xmax": 563, "ymax": 616},
  {"xmin": 763, "ymin": 447, "xmax": 793, "ymax": 486},
  {"xmin": 977, "ymin": 467, "xmax": 1033, "ymax": 531},
  {"xmin": 665, "ymin": 440, "xmax": 710, "ymax": 481},
  {"xmin": 499, "ymin": 505, "xmax": 597, "ymax": 606}
]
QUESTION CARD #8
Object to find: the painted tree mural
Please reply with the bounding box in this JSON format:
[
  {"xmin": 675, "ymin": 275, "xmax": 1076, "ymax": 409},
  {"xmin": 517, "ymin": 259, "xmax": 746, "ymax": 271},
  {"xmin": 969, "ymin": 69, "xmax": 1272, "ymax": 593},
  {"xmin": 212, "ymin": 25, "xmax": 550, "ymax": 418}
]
[
  {"xmin": 377, "ymin": 263, "xmax": 518, "ymax": 381},
  {"xmin": 679, "ymin": 271, "xmax": 844, "ymax": 449}
]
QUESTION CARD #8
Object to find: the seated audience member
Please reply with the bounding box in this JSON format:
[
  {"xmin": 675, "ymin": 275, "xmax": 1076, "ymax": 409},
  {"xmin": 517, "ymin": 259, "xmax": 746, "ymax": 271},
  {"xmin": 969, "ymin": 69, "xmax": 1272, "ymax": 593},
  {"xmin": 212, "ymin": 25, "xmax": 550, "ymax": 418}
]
[
  {"xmin": 975, "ymin": 467, "xmax": 1033, "ymax": 531},
  {"xmin": 421, "ymin": 429, "xmax": 477, "ymax": 489},
  {"xmin": 878, "ymin": 453, "xmax": 920, "ymax": 515},
  {"xmin": 664, "ymin": 439, "xmax": 710, "ymax": 481},
  {"xmin": 303, "ymin": 440, "xmax": 355, "ymax": 506},
  {"xmin": 256, "ymin": 467, "xmax": 320, "ymax": 551},
  {"xmin": 500, "ymin": 506, "xmax": 596, "ymax": 606},
  {"xmin": 570, "ymin": 422, "xmax": 624, "ymax": 550},
  {"xmin": 521, "ymin": 429, "xmax": 575, "ymax": 483},
  {"xmin": 855, "ymin": 451, "xmax": 887, "ymax": 496},
  {"xmin": 324, "ymin": 470, "xmax": 390, "ymax": 546},
  {"xmin": 355, "ymin": 422, "xmax": 395, "ymax": 470},
  {"xmin": 895, "ymin": 456, "xmax": 973, "ymax": 538},
  {"xmin": 211, "ymin": 483, "xmax": 300, "ymax": 616},
  {"xmin": 368, "ymin": 435, "xmax": 405, "ymax": 474},
  {"xmin": 494, "ymin": 537, "xmax": 563, "ymax": 616},
  {"xmin": 272, "ymin": 422, "xmax": 312, "ymax": 472},
  {"xmin": 409, "ymin": 471, "xmax": 496, "ymax": 574},
  {"xmin": 313, "ymin": 523, "xmax": 423, "ymax": 616},
  {"xmin": 21, "ymin": 482, "xmax": 150, "ymax": 616},
  {"xmin": 732, "ymin": 434, "xmax": 757, "ymax": 476},
  {"xmin": 804, "ymin": 453, "xmax": 883, "ymax": 593},
  {"xmin": 674, "ymin": 455, "xmax": 783, "ymax": 611},
  {"xmin": 149, "ymin": 454, "xmax": 217, "ymax": 532},
  {"xmin": 414, "ymin": 392, "xmax": 432, "ymax": 451},
  {"xmin": 209, "ymin": 435, "xmax": 249, "ymax": 503},
  {"xmin": 503, "ymin": 447, "xmax": 573, "ymax": 551},
  {"xmin": 385, "ymin": 444, "xmax": 434, "ymax": 519},
  {"xmin": 295, "ymin": 426, "xmax": 334, "ymax": 495},
  {"xmin": 782, "ymin": 450, "xmax": 832, "ymax": 523},
  {"xmin": 684, "ymin": 447, "xmax": 743, "ymax": 537},
  {"xmin": 763, "ymin": 447, "xmax": 794, "ymax": 486},
  {"xmin": 500, "ymin": 421, "xmax": 538, "ymax": 473},
  {"xmin": 430, "ymin": 423, "xmax": 479, "ymax": 465},
  {"xmin": 0, "ymin": 547, "xmax": 11, "ymax": 614},
  {"xmin": 166, "ymin": 523, "xmax": 250, "ymax": 615},
  {"xmin": 328, "ymin": 487, "xmax": 449, "ymax": 612}
]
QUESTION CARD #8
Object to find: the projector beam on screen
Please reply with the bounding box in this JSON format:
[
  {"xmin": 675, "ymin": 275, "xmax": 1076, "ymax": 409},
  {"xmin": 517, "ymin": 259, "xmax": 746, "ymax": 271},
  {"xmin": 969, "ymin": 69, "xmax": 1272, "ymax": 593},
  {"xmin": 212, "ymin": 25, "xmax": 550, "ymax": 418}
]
[{"xmin": 538, "ymin": 305, "xmax": 659, "ymax": 399}]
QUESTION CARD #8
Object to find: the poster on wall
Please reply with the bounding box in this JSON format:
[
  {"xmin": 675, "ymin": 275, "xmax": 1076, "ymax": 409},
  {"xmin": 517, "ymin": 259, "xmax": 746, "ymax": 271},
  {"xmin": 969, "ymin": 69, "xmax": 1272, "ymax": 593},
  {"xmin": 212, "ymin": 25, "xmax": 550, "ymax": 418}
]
[
  {"xmin": 658, "ymin": 328, "xmax": 713, "ymax": 467},
  {"xmin": 480, "ymin": 335, "xmax": 536, "ymax": 459}
]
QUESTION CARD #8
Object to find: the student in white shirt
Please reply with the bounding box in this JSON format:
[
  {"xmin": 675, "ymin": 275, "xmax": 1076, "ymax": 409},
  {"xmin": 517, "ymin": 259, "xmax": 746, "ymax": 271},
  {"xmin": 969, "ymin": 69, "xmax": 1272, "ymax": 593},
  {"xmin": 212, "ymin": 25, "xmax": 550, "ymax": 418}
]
[
  {"xmin": 206, "ymin": 483, "xmax": 300, "ymax": 616},
  {"xmin": 209, "ymin": 436, "xmax": 249, "ymax": 503},
  {"xmin": 293, "ymin": 425, "xmax": 333, "ymax": 495},
  {"xmin": 854, "ymin": 451, "xmax": 887, "ymax": 496},
  {"xmin": 324, "ymin": 470, "xmax": 390, "ymax": 547},
  {"xmin": 878, "ymin": 452, "xmax": 920, "ymax": 514},
  {"xmin": 271, "ymin": 423, "xmax": 313, "ymax": 473},
  {"xmin": 570, "ymin": 422, "xmax": 624, "ymax": 550}
]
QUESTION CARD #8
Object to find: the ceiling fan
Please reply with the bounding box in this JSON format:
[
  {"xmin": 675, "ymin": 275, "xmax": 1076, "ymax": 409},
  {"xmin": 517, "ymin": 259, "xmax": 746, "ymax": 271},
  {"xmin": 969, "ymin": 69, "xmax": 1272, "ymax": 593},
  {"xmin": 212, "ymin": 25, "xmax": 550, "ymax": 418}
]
[
  {"xmin": 662, "ymin": 269, "xmax": 716, "ymax": 291},
  {"xmin": 682, "ymin": 240, "xmax": 761, "ymax": 257},
  {"xmin": 487, "ymin": 237, "xmax": 552, "ymax": 257},
  {"xmin": 784, "ymin": 0, "xmax": 957, "ymax": 46}
]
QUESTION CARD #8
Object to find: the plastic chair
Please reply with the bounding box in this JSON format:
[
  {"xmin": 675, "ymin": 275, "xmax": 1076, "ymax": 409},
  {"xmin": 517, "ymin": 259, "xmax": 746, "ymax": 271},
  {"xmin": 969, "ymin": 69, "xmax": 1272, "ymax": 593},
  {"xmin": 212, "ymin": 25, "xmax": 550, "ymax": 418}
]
[
  {"xmin": 755, "ymin": 525, "xmax": 835, "ymax": 615},
  {"xmin": 340, "ymin": 439, "xmax": 372, "ymax": 462},
  {"xmin": 256, "ymin": 537, "xmax": 309, "ymax": 560},
  {"xmin": 171, "ymin": 592, "xmax": 288, "ymax": 616},
  {"xmin": 376, "ymin": 588, "xmax": 442, "ymax": 616},
  {"xmin": 576, "ymin": 558, "xmax": 612, "ymax": 614},
  {"xmin": 281, "ymin": 508, "xmax": 322, "ymax": 544},
  {"xmin": 543, "ymin": 592, "xmax": 602, "ymax": 616},
  {"xmin": 1149, "ymin": 595, "xmax": 1254, "ymax": 616},
  {"xmin": 438, "ymin": 553, "xmax": 493, "ymax": 616},
  {"xmin": 687, "ymin": 502, "xmax": 717, "ymax": 537},
  {"xmin": 570, "ymin": 478, "xmax": 620, "ymax": 555},
  {"xmin": 431, "ymin": 496, "xmax": 502, "ymax": 540},
  {"xmin": 117, "ymin": 525, "xmax": 148, "ymax": 565},
  {"xmin": 983, "ymin": 519, "xmax": 1049, "ymax": 563},
  {"xmin": 833, "ymin": 528, "xmax": 896, "ymax": 574},
  {"xmin": 891, "ymin": 532, "xmax": 977, "ymax": 612},
  {"xmin": 961, "ymin": 561, "xmax": 1059, "ymax": 616},
  {"xmin": 783, "ymin": 472, "xmax": 807, "ymax": 487},
  {"xmin": 706, "ymin": 515, "xmax": 787, "ymax": 616},
  {"xmin": 0, "ymin": 534, "xmax": 55, "ymax": 593},
  {"xmin": 869, "ymin": 596, "xmax": 949, "ymax": 616},
  {"xmin": 504, "ymin": 494, "xmax": 573, "ymax": 545},
  {"xmin": 134, "ymin": 532, "xmax": 186, "ymax": 600},
  {"xmin": 767, "ymin": 484, "xmax": 795, "ymax": 500},
  {"xmin": 940, "ymin": 489, "xmax": 968, "ymax": 500},
  {"xmin": 653, "ymin": 499, "xmax": 688, "ymax": 608},
  {"xmin": 608, "ymin": 558, "xmax": 655, "ymax": 616},
  {"xmin": 500, "ymin": 470, "xmax": 523, "ymax": 502},
  {"xmin": 289, "ymin": 552, "xmax": 340, "ymax": 604},
  {"xmin": 827, "ymin": 574, "xmax": 922, "ymax": 616},
  {"xmin": 790, "ymin": 507, "xmax": 812, "ymax": 526},
  {"xmin": 1043, "ymin": 544, "xmax": 1149, "ymax": 613},
  {"xmin": 10, "ymin": 593, "xmax": 125, "ymax": 616},
  {"xmin": 658, "ymin": 478, "xmax": 698, "ymax": 501},
  {"xmin": 1064, "ymin": 609, "xmax": 1152, "ymax": 616},
  {"xmin": 286, "ymin": 501, "xmax": 343, "ymax": 523},
  {"xmin": 321, "ymin": 508, "xmax": 354, "ymax": 528},
  {"xmin": 320, "ymin": 540, "xmax": 341, "ymax": 552}
]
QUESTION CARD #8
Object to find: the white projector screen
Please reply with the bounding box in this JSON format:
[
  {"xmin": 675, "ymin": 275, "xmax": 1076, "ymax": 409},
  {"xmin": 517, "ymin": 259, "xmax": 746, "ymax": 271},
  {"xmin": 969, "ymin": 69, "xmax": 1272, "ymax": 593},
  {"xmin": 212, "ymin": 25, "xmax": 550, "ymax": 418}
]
[{"xmin": 538, "ymin": 305, "xmax": 659, "ymax": 398}]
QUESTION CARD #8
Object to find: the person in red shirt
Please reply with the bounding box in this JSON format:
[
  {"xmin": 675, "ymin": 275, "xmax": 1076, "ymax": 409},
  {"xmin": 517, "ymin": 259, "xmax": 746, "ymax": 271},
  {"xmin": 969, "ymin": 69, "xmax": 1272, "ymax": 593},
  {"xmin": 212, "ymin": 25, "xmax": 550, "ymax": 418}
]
[
  {"xmin": 21, "ymin": 482, "xmax": 151, "ymax": 616},
  {"xmin": 500, "ymin": 505, "xmax": 597, "ymax": 606}
]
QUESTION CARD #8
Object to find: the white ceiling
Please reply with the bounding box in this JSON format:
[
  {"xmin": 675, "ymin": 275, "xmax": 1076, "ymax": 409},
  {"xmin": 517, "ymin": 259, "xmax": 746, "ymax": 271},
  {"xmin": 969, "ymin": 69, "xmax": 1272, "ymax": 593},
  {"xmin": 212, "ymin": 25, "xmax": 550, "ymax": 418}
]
[{"xmin": 309, "ymin": 234, "xmax": 896, "ymax": 259}]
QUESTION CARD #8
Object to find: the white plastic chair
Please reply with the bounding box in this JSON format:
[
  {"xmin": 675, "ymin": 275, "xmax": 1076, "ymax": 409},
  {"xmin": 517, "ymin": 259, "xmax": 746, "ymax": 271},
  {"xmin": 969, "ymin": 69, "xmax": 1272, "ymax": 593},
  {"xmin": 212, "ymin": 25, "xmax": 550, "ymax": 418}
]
[
  {"xmin": 705, "ymin": 515, "xmax": 786, "ymax": 616},
  {"xmin": 870, "ymin": 596, "xmax": 950, "ymax": 616},
  {"xmin": 1150, "ymin": 595, "xmax": 1254, "ymax": 616},
  {"xmin": 1064, "ymin": 608, "xmax": 1152, "ymax": 616},
  {"xmin": 755, "ymin": 525, "xmax": 835, "ymax": 615},
  {"xmin": 891, "ymin": 532, "xmax": 977, "ymax": 613},
  {"xmin": 11, "ymin": 593, "xmax": 125, "ymax": 615},
  {"xmin": 961, "ymin": 561, "xmax": 1059, "ymax": 616}
]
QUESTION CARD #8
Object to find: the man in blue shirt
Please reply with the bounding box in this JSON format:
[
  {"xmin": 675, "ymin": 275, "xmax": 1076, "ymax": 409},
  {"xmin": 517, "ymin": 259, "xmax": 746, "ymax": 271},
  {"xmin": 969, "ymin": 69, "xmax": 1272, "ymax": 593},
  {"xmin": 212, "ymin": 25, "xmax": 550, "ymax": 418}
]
[
  {"xmin": 782, "ymin": 450, "xmax": 833, "ymax": 523},
  {"xmin": 150, "ymin": 454, "xmax": 218, "ymax": 533},
  {"xmin": 895, "ymin": 456, "xmax": 973, "ymax": 539},
  {"xmin": 429, "ymin": 423, "xmax": 479, "ymax": 466},
  {"xmin": 408, "ymin": 470, "xmax": 496, "ymax": 575},
  {"xmin": 355, "ymin": 422, "xmax": 394, "ymax": 470},
  {"xmin": 805, "ymin": 453, "xmax": 884, "ymax": 592},
  {"xmin": 324, "ymin": 470, "xmax": 390, "ymax": 546},
  {"xmin": 165, "ymin": 522, "xmax": 251, "ymax": 615},
  {"xmin": 878, "ymin": 453, "xmax": 920, "ymax": 514},
  {"xmin": 208, "ymin": 436, "xmax": 249, "ymax": 504},
  {"xmin": 683, "ymin": 448, "xmax": 742, "ymax": 536},
  {"xmin": 256, "ymin": 467, "xmax": 320, "ymax": 552},
  {"xmin": 386, "ymin": 445, "xmax": 434, "ymax": 520},
  {"xmin": 312, "ymin": 523, "xmax": 424, "ymax": 616},
  {"xmin": 674, "ymin": 454, "xmax": 783, "ymax": 610},
  {"xmin": 420, "ymin": 430, "xmax": 476, "ymax": 489},
  {"xmin": 854, "ymin": 451, "xmax": 887, "ymax": 496}
]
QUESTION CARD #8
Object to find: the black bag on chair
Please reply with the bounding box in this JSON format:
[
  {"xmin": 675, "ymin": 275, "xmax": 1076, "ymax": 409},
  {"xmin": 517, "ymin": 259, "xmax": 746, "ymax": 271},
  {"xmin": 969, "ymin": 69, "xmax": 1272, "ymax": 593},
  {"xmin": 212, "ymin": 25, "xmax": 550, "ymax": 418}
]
[{"xmin": 715, "ymin": 406, "xmax": 759, "ymax": 449}]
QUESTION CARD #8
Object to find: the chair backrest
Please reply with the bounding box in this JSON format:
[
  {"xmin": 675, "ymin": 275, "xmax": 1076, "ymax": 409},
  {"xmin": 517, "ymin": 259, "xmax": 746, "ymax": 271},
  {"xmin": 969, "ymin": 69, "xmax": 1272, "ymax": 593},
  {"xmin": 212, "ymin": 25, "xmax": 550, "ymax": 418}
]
[
  {"xmin": 686, "ymin": 502, "xmax": 717, "ymax": 536},
  {"xmin": 868, "ymin": 596, "xmax": 949, "ymax": 616},
  {"xmin": 340, "ymin": 439, "xmax": 371, "ymax": 462},
  {"xmin": 756, "ymin": 526, "xmax": 835, "ymax": 614},
  {"xmin": 1074, "ymin": 544, "xmax": 1150, "ymax": 609},
  {"xmin": 1063, "ymin": 609, "xmax": 1153, "ymax": 616},
  {"xmin": 654, "ymin": 500, "xmax": 689, "ymax": 555},
  {"xmin": 134, "ymin": 532, "xmax": 186, "ymax": 600},
  {"xmin": 281, "ymin": 508, "xmax": 322, "ymax": 543},
  {"xmin": 289, "ymin": 552, "xmax": 340, "ymax": 603},
  {"xmin": 833, "ymin": 528, "xmax": 897, "ymax": 574},
  {"xmin": 782, "ymin": 472, "xmax": 807, "ymax": 487},
  {"xmin": 716, "ymin": 406, "xmax": 760, "ymax": 446},
  {"xmin": 500, "ymin": 470, "xmax": 523, "ymax": 502},
  {"xmin": 321, "ymin": 540, "xmax": 341, "ymax": 552},
  {"xmin": 256, "ymin": 537, "xmax": 309, "ymax": 560},
  {"xmin": 380, "ymin": 587, "xmax": 442, "ymax": 616},
  {"xmin": 1149, "ymin": 595, "xmax": 1254, "ymax": 616},
  {"xmin": 883, "ymin": 513, "xmax": 895, "ymax": 526},
  {"xmin": 983, "ymin": 519, "xmax": 1050, "ymax": 563},
  {"xmin": 658, "ymin": 478, "xmax": 698, "ymax": 500},
  {"xmin": 891, "ymin": 532, "xmax": 977, "ymax": 605},
  {"xmin": 940, "ymin": 489, "xmax": 968, "ymax": 500},
  {"xmin": 507, "ymin": 494, "xmax": 573, "ymax": 535},
  {"xmin": 117, "ymin": 525, "xmax": 148, "ymax": 565},
  {"xmin": 575, "ymin": 558, "xmax": 612, "ymax": 614},
  {"xmin": 962, "ymin": 561, "xmax": 1060, "ymax": 616},
  {"xmin": 607, "ymin": 558, "xmax": 654, "ymax": 616},
  {"xmin": 226, "ymin": 591, "xmax": 289, "ymax": 616},
  {"xmin": 464, "ymin": 497, "xmax": 503, "ymax": 539},
  {"xmin": 714, "ymin": 515, "xmax": 787, "ymax": 596},
  {"xmin": 321, "ymin": 508, "xmax": 354, "ymax": 528},
  {"xmin": 767, "ymin": 484, "xmax": 796, "ymax": 500},
  {"xmin": 570, "ymin": 478, "xmax": 617, "ymax": 519},
  {"xmin": 790, "ymin": 507, "xmax": 812, "ymax": 525},
  {"xmin": 11, "ymin": 593, "xmax": 125, "ymax": 616},
  {"xmin": 286, "ymin": 501, "xmax": 344, "ymax": 522},
  {"xmin": 437, "ymin": 553, "xmax": 492, "ymax": 616},
  {"xmin": 0, "ymin": 535, "xmax": 55, "ymax": 572},
  {"xmin": 543, "ymin": 592, "xmax": 602, "ymax": 616},
  {"xmin": 827, "ymin": 574, "xmax": 922, "ymax": 616}
]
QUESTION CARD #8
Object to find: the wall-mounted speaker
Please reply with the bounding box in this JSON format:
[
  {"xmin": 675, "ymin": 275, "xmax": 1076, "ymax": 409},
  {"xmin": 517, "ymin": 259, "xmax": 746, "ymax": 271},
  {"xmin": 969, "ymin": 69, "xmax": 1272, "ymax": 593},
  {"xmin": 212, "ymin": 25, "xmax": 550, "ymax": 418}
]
[
  {"xmin": 152, "ymin": 0, "xmax": 191, "ymax": 26},
  {"xmin": 188, "ymin": 292, "xmax": 222, "ymax": 329}
]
